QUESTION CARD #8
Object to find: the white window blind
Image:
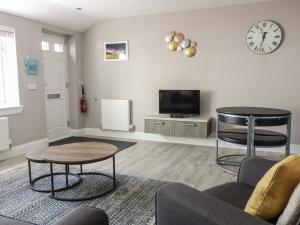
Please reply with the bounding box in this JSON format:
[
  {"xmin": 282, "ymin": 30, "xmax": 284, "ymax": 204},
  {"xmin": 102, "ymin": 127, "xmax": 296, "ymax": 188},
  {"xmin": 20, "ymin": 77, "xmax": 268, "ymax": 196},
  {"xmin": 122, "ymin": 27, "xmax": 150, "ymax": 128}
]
[{"xmin": 0, "ymin": 26, "xmax": 20, "ymax": 109}]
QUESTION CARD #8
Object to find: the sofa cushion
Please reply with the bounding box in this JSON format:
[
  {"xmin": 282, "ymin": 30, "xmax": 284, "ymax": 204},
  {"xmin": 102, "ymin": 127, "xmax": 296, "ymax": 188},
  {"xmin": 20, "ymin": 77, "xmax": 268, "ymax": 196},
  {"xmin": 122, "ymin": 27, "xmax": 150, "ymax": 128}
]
[
  {"xmin": 205, "ymin": 182, "xmax": 254, "ymax": 209},
  {"xmin": 245, "ymin": 155, "xmax": 300, "ymax": 220},
  {"xmin": 0, "ymin": 215, "xmax": 34, "ymax": 225},
  {"xmin": 277, "ymin": 183, "xmax": 300, "ymax": 225}
]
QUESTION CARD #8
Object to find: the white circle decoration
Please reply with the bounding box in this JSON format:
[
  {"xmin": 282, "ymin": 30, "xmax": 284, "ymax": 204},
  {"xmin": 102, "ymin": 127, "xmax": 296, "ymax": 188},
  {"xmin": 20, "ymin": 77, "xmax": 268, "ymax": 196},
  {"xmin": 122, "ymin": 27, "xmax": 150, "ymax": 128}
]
[
  {"xmin": 164, "ymin": 34, "xmax": 174, "ymax": 43},
  {"xmin": 180, "ymin": 39, "xmax": 191, "ymax": 49}
]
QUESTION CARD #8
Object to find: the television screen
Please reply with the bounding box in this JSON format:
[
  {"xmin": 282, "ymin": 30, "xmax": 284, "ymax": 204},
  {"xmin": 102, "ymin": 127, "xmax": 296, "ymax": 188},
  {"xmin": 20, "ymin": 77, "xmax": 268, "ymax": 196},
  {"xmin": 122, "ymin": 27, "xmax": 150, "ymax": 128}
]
[{"xmin": 159, "ymin": 90, "xmax": 200, "ymax": 115}]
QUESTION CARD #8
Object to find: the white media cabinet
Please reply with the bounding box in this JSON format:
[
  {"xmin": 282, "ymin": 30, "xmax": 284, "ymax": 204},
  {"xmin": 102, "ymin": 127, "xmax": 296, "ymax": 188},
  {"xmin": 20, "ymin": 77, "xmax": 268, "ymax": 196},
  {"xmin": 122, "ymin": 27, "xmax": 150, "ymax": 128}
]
[{"xmin": 145, "ymin": 115, "xmax": 212, "ymax": 138}]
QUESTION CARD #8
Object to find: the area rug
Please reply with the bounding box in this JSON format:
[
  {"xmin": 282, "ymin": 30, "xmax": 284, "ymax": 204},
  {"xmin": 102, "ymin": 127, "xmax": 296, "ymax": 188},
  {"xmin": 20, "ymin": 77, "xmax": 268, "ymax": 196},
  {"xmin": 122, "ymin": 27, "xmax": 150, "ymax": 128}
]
[
  {"xmin": 0, "ymin": 164, "xmax": 165, "ymax": 225},
  {"xmin": 49, "ymin": 136, "xmax": 136, "ymax": 152}
]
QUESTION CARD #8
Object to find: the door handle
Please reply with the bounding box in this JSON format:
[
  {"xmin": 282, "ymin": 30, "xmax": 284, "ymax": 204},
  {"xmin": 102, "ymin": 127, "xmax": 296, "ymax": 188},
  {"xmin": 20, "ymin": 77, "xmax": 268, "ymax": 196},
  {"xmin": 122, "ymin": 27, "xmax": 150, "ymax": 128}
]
[
  {"xmin": 154, "ymin": 121, "xmax": 165, "ymax": 125},
  {"xmin": 185, "ymin": 123, "xmax": 197, "ymax": 127}
]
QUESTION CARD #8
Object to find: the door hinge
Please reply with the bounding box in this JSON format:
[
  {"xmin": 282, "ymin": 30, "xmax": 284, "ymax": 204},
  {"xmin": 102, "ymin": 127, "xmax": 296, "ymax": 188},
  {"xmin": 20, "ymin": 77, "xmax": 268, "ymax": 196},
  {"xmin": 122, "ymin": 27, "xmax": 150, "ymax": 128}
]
[{"xmin": 67, "ymin": 120, "xmax": 70, "ymax": 127}]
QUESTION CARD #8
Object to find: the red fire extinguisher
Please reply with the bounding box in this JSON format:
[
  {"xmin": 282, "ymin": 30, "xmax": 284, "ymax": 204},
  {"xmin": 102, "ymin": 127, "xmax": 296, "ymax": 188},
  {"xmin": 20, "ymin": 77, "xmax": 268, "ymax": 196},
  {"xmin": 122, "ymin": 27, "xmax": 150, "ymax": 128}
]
[{"xmin": 80, "ymin": 85, "xmax": 87, "ymax": 113}]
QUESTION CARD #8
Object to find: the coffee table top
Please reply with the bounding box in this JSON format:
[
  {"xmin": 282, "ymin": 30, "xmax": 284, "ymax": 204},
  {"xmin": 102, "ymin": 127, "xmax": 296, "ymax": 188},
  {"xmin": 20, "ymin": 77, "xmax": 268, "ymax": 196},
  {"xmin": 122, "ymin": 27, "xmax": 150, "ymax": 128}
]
[
  {"xmin": 26, "ymin": 150, "xmax": 47, "ymax": 163},
  {"xmin": 26, "ymin": 142, "xmax": 118, "ymax": 165}
]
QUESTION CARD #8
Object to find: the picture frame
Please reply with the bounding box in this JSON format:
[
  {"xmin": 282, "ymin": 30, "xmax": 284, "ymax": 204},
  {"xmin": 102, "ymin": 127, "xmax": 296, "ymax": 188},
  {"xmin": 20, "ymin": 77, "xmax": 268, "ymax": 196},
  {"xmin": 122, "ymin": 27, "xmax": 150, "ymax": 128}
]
[
  {"xmin": 104, "ymin": 41, "xmax": 128, "ymax": 61},
  {"xmin": 25, "ymin": 57, "xmax": 39, "ymax": 75}
]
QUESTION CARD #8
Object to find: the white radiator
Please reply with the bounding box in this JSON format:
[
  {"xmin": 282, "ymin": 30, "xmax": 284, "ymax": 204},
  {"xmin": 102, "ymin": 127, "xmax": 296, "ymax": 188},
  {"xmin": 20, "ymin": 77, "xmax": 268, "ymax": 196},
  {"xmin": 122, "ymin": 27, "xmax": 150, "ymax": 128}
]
[
  {"xmin": 101, "ymin": 99, "xmax": 131, "ymax": 131},
  {"xmin": 0, "ymin": 117, "xmax": 10, "ymax": 151}
]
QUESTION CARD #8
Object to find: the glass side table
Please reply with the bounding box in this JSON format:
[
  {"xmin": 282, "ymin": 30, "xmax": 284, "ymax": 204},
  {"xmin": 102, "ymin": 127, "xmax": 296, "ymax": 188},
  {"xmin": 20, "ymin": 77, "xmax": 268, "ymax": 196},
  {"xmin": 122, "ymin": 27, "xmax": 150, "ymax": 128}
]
[{"xmin": 216, "ymin": 107, "xmax": 292, "ymax": 174}]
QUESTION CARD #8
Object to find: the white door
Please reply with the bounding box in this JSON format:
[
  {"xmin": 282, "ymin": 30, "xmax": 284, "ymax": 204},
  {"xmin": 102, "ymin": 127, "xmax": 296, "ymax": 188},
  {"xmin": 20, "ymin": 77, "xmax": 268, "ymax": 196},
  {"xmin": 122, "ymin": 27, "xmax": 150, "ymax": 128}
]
[{"xmin": 42, "ymin": 34, "xmax": 69, "ymax": 141}]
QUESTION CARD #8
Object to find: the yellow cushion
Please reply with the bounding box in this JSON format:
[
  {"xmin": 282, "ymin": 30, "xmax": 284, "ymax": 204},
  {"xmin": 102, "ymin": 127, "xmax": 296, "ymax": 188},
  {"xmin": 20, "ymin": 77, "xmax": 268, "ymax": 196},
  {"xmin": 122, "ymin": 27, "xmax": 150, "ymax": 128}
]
[{"xmin": 244, "ymin": 155, "xmax": 300, "ymax": 220}]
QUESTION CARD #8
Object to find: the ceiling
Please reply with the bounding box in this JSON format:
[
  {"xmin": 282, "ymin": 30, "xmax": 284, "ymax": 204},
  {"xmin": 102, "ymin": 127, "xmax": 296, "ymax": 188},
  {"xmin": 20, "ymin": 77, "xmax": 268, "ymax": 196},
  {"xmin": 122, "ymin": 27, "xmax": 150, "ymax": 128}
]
[{"xmin": 0, "ymin": 0, "xmax": 277, "ymax": 32}]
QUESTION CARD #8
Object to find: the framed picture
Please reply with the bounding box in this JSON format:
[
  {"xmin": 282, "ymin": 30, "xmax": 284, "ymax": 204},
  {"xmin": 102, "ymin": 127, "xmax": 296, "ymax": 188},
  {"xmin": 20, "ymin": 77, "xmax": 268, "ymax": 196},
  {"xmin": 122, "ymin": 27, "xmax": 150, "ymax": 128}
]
[
  {"xmin": 104, "ymin": 41, "xmax": 128, "ymax": 61},
  {"xmin": 25, "ymin": 57, "xmax": 38, "ymax": 75}
]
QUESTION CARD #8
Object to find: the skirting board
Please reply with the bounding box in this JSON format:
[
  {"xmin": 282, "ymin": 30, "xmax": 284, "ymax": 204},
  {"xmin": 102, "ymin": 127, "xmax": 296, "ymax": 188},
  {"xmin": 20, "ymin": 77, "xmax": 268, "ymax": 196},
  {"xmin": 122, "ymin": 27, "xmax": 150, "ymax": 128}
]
[
  {"xmin": 70, "ymin": 128, "xmax": 300, "ymax": 154},
  {"xmin": 0, "ymin": 138, "xmax": 49, "ymax": 161}
]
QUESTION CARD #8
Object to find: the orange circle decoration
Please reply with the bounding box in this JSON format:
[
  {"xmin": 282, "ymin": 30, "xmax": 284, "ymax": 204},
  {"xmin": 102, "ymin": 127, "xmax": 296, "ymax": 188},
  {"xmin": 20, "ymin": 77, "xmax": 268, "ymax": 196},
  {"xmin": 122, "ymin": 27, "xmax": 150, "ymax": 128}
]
[
  {"xmin": 174, "ymin": 33, "xmax": 185, "ymax": 43},
  {"xmin": 185, "ymin": 47, "xmax": 196, "ymax": 57},
  {"xmin": 168, "ymin": 40, "xmax": 178, "ymax": 51},
  {"xmin": 191, "ymin": 41, "xmax": 198, "ymax": 48}
]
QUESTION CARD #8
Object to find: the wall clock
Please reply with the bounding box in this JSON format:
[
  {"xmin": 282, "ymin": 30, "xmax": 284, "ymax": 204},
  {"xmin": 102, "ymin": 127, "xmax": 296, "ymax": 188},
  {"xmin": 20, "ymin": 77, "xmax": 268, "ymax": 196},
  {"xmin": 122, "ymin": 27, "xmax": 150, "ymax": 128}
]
[{"xmin": 246, "ymin": 20, "xmax": 283, "ymax": 55}]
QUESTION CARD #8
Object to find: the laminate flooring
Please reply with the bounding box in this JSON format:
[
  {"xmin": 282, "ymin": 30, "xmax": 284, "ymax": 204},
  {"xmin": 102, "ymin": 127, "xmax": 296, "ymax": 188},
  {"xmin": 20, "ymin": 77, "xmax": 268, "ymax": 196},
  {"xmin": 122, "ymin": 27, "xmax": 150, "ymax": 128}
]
[{"xmin": 0, "ymin": 138, "xmax": 283, "ymax": 190}]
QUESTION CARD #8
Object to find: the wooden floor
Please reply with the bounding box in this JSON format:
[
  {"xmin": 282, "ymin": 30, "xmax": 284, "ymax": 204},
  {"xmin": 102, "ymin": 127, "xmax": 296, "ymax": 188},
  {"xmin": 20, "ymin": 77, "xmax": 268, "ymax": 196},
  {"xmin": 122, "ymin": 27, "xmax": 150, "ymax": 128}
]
[
  {"xmin": 0, "ymin": 139, "xmax": 235, "ymax": 190},
  {"xmin": 0, "ymin": 138, "xmax": 281, "ymax": 191}
]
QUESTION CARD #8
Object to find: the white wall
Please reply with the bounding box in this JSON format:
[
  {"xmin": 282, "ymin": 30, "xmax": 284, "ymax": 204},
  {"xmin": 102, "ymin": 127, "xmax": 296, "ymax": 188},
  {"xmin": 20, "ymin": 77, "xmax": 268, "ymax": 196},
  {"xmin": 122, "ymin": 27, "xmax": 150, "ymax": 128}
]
[{"xmin": 82, "ymin": 0, "xmax": 300, "ymax": 144}]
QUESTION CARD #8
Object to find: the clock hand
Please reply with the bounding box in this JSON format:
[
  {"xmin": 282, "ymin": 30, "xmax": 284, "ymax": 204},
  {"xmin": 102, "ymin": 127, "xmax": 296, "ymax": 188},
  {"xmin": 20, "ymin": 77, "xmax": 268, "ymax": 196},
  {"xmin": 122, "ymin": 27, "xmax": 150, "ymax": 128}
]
[
  {"xmin": 263, "ymin": 32, "xmax": 267, "ymax": 40},
  {"xmin": 259, "ymin": 32, "xmax": 267, "ymax": 52}
]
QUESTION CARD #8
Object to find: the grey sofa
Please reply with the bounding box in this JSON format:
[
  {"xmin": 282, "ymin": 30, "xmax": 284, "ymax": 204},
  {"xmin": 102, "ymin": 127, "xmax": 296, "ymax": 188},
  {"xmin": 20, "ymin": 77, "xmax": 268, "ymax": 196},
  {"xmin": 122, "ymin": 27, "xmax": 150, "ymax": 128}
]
[
  {"xmin": 0, "ymin": 206, "xmax": 109, "ymax": 225},
  {"xmin": 156, "ymin": 157, "xmax": 278, "ymax": 225}
]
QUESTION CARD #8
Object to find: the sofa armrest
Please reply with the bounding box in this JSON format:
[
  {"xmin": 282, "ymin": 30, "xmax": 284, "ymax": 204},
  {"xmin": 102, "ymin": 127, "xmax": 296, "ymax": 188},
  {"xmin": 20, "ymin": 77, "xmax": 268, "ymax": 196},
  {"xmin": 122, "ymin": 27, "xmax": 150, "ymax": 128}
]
[
  {"xmin": 156, "ymin": 183, "xmax": 272, "ymax": 225},
  {"xmin": 237, "ymin": 157, "xmax": 277, "ymax": 187},
  {"xmin": 52, "ymin": 206, "xmax": 109, "ymax": 225}
]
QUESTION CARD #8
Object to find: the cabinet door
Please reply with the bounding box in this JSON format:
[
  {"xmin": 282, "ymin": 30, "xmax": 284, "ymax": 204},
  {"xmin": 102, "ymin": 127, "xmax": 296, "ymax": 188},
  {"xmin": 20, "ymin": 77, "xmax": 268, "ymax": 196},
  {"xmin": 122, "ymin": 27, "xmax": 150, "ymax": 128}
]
[
  {"xmin": 175, "ymin": 121, "xmax": 207, "ymax": 138},
  {"xmin": 145, "ymin": 119, "xmax": 174, "ymax": 136}
]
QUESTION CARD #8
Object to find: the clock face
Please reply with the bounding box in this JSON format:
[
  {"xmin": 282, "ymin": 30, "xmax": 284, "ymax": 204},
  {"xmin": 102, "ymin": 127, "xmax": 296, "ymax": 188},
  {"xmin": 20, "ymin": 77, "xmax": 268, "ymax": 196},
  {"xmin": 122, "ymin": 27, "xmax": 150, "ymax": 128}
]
[{"xmin": 246, "ymin": 20, "xmax": 282, "ymax": 55}]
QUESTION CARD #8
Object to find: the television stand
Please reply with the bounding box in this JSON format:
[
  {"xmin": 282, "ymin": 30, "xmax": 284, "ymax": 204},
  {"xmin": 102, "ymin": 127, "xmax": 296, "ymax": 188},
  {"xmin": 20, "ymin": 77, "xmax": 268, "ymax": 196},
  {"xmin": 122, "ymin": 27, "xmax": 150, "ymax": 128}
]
[{"xmin": 145, "ymin": 114, "xmax": 212, "ymax": 138}]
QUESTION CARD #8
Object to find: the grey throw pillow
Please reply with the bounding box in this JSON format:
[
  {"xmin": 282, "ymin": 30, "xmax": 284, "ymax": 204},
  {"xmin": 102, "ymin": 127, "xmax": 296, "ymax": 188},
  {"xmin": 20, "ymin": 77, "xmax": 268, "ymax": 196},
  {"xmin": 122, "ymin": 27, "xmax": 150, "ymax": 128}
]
[{"xmin": 277, "ymin": 183, "xmax": 300, "ymax": 225}]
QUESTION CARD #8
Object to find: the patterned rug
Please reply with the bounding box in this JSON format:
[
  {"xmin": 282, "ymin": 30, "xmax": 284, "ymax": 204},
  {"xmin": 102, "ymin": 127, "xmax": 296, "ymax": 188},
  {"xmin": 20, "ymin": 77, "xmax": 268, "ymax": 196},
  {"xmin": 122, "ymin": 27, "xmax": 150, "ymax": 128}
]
[{"xmin": 0, "ymin": 164, "xmax": 165, "ymax": 225}]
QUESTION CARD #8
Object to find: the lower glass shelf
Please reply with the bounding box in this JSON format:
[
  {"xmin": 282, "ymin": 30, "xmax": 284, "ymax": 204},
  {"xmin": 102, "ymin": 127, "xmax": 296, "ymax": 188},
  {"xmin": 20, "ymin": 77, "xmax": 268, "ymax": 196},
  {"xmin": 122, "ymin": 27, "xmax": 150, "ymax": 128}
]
[{"xmin": 218, "ymin": 128, "xmax": 287, "ymax": 147}]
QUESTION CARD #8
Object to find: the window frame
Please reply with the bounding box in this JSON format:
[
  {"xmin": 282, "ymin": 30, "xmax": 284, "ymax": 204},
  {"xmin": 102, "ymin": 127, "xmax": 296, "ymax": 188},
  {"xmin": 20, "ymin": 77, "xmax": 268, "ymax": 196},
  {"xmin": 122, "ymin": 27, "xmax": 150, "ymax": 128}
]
[{"xmin": 0, "ymin": 25, "xmax": 23, "ymax": 116}]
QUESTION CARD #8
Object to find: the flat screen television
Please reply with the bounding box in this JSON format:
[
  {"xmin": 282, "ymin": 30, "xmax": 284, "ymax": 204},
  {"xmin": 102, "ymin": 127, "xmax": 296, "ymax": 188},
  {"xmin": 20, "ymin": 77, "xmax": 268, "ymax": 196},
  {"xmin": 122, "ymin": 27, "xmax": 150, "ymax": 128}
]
[{"xmin": 159, "ymin": 90, "xmax": 200, "ymax": 117}]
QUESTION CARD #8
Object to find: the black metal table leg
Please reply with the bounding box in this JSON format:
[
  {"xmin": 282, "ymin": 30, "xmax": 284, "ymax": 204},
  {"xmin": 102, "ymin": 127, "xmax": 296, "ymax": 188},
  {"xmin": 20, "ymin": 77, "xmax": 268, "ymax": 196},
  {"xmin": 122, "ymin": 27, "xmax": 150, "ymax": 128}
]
[
  {"xmin": 28, "ymin": 160, "xmax": 32, "ymax": 184},
  {"xmin": 80, "ymin": 164, "xmax": 83, "ymax": 174},
  {"xmin": 286, "ymin": 115, "xmax": 292, "ymax": 157},
  {"xmin": 65, "ymin": 164, "xmax": 69, "ymax": 187},
  {"xmin": 50, "ymin": 163, "xmax": 55, "ymax": 197},
  {"xmin": 113, "ymin": 156, "xmax": 116, "ymax": 188}
]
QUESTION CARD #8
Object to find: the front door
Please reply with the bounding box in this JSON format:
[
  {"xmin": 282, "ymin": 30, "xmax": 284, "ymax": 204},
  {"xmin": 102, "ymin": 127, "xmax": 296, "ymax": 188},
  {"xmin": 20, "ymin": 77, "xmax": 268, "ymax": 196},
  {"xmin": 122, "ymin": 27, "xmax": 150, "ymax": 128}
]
[{"xmin": 42, "ymin": 33, "xmax": 69, "ymax": 141}]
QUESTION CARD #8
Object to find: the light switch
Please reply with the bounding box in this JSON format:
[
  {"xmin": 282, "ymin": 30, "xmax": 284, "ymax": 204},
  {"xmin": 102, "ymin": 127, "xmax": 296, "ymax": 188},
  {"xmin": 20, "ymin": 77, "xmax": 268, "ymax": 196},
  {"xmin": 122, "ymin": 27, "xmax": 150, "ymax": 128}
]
[{"xmin": 27, "ymin": 83, "xmax": 37, "ymax": 90}]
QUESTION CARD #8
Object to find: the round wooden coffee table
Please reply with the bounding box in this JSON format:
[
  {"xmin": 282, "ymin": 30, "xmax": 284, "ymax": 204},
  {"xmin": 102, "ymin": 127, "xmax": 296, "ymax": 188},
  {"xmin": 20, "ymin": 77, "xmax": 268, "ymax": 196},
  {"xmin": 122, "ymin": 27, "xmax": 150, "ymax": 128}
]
[{"xmin": 27, "ymin": 142, "xmax": 118, "ymax": 201}]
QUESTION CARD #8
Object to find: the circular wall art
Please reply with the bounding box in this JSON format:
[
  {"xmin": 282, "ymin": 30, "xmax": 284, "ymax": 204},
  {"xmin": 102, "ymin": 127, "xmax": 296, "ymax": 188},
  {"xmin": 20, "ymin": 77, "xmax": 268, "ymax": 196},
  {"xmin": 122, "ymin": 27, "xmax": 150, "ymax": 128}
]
[
  {"xmin": 185, "ymin": 47, "xmax": 196, "ymax": 57},
  {"xmin": 191, "ymin": 41, "xmax": 197, "ymax": 48},
  {"xmin": 164, "ymin": 31, "xmax": 197, "ymax": 58},
  {"xmin": 168, "ymin": 40, "xmax": 178, "ymax": 51},
  {"xmin": 174, "ymin": 33, "xmax": 185, "ymax": 43},
  {"xmin": 180, "ymin": 39, "xmax": 191, "ymax": 49},
  {"xmin": 164, "ymin": 34, "xmax": 174, "ymax": 43}
]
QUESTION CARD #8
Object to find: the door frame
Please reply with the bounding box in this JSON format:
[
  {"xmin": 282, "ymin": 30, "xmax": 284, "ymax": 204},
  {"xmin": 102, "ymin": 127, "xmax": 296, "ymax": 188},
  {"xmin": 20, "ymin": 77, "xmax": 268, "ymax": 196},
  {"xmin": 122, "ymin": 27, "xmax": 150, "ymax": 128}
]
[{"xmin": 42, "ymin": 32, "xmax": 70, "ymax": 141}]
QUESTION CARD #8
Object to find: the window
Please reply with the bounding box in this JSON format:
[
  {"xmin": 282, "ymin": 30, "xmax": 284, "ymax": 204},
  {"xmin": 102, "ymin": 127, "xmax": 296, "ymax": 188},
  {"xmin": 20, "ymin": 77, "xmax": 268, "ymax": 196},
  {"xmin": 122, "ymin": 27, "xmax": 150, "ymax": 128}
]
[
  {"xmin": 41, "ymin": 41, "xmax": 49, "ymax": 51},
  {"xmin": 0, "ymin": 26, "xmax": 22, "ymax": 115},
  {"xmin": 53, "ymin": 43, "xmax": 63, "ymax": 53}
]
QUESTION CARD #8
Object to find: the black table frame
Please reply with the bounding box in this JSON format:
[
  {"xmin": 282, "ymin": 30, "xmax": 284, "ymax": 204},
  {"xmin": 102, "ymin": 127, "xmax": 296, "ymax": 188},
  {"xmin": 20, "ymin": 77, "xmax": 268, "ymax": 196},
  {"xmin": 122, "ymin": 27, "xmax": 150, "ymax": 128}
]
[
  {"xmin": 49, "ymin": 155, "xmax": 116, "ymax": 202},
  {"xmin": 216, "ymin": 110, "xmax": 292, "ymax": 175},
  {"xmin": 28, "ymin": 160, "xmax": 82, "ymax": 193}
]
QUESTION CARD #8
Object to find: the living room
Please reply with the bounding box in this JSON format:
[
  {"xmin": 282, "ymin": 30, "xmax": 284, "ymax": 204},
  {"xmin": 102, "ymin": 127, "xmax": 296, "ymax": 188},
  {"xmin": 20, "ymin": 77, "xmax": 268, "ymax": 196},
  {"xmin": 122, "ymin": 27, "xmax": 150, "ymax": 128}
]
[{"xmin": 0, "ymin": 0, "xmax": 300, "ymax": 224}]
